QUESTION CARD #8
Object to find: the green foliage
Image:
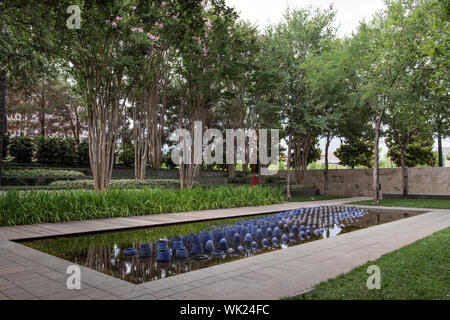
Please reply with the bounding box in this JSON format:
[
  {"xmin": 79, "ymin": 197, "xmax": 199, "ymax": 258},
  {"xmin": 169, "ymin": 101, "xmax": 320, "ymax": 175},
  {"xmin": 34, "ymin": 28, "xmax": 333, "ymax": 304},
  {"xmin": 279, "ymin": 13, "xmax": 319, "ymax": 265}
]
[
  {"xmin": 288, "ymin": 195, "xmax": 345, "ymax": 202},
  {"xmin": 3, "ymin": 169, "xmax": 85, "ymax": 178},
  {"xmin": 35, "ymin": 137, "xmax": 58, "ymax": 165},
  {"xmin": 308, "ymin": 142, "xmax": 322, "ymax": 164},
  {"xmin": 2, "ymin": 132, "xmax": 10, "ymax": 158},
  {"xmin": 48, "ymin": 179, "xmax": 186, "ymax": 190},
  {"xmin": 386, "ymin": 130, "xmax": 437, "ymax": 167},
  {"xmin": 57, "ymin": 138, "xmax": 77, "ymax": 166},
  {"xmin": 116, "ymin": 143, "xmax": 135, "ymax": 168},
  {"xmin": 334, "ymin": 138, "xmax": 374, "ymax": 169},
  {"xmin": 292, "ymin": 227, "xmax": 450, "ymax": 300},
  {"xmin": 9, "ymin": 136, "xmax": 33, "ymax": 163},
  {"xmin": 349, "ymin": 199, "xmax": 450, "ymax": 210},
  {"xmin": 0, "ymin": 186, "xmax": 285, "ymax": 226},
  {"xmin": 260, "ymin": 7, "xmax": 337, "ymax": 159},
  {"xmin": 36, "ymin": 137, "xmax": 78, "ymax": 166},
  {"xmin": 77, "ymin": 139, "xmax": 90, "ymax": 166},
  {"xmin": 161, "ymin": 152, "xmax": 177, "ymax": 169}
]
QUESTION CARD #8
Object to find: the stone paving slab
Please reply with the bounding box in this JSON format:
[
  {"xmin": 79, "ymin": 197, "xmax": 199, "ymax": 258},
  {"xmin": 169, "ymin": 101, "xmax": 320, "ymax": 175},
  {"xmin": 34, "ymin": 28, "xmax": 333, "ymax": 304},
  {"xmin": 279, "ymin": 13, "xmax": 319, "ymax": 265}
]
[{"xmin": 0, "ymin": 198, "xmax": 449, "ymax": 300}]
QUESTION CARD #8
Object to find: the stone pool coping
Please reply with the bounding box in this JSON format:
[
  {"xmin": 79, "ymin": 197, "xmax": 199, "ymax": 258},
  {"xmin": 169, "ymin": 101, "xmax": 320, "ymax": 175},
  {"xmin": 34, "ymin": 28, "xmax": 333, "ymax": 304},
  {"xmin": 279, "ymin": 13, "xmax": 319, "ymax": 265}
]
[{"xmin": 0, "ymin": 197, "xmax": 449, "ymax": 300}]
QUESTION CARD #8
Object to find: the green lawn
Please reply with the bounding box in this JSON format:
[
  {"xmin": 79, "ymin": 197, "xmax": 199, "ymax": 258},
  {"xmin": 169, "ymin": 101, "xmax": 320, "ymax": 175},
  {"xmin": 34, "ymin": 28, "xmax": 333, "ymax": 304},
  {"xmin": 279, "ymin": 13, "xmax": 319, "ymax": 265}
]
[
  {"xmin": 349, "ymin": 198, "xmax": 450, "ymax": 209},
  {"xmin": 288, "ymin": 195, "xmax": 346, "ymax": 202},
  {"xmin": 288, "ymin": 227, "xmax": 450, "ymax": 300}
]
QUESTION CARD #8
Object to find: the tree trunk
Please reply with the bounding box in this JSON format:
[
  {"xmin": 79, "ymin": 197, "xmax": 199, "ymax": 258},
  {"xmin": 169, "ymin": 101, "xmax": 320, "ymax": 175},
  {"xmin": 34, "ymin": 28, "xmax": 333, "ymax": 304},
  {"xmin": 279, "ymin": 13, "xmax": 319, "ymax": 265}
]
[
  {"xmin": 437, "ymin": 127, "xmax": 443, "ymax": 167},
  {"xmin": 400, "ymin": 147, "xmax": 409, "ymax": 199},
  {"xmin": 87, "ymin": 95, "xmax": 121, "ymax": 191},
  {"xmin": 323, "ymin": 134, "xmax": 330, "ymax": 196},
  {"xmin": 228, "ymin": 164, "xmax": 235, "ymax": 178},
  {"xmin": 133, "ymin": 93, "xmax": 150, "ymax": 181},
  {"xmin": 39, "ymin": 82, "xmax": 46, "ymax": 137},
  {"xmin": 0, "ymin": 72, "xmax": 6, "ymax": 185},
  {"xmin": 372, "ymin": 112, "xmax": 384, "ymax": 205},
  {"xmin": 286, "ymin": 133, "xmax": 292, "ymax": 201},
  {"xmin": 299, "ymin": 137, "xmax": 311, "ymax": 185}
]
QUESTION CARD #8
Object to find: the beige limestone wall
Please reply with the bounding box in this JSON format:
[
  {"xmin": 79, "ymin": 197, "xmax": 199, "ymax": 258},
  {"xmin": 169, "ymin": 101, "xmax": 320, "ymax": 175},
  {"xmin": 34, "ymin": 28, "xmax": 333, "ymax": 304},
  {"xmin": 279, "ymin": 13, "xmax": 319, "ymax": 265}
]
[{"xmin": 277, "ymin": 167, "xmax": 450, "ymax": 197}]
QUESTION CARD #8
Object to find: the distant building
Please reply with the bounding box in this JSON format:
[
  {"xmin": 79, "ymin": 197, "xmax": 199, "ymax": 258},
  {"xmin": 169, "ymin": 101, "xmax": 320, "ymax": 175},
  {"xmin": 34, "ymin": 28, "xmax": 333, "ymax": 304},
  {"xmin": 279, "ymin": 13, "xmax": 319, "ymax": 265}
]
[
  {"xmin": 6, "ymin": 112, "xmax": 88, "ymax": 140},
  {"xmin": 317, "ymin": 152, "xmax": 340, "ymax": 168},
  {"xmin": 443, "ymin": 147, "xmax": 450, "ymax": 167}
]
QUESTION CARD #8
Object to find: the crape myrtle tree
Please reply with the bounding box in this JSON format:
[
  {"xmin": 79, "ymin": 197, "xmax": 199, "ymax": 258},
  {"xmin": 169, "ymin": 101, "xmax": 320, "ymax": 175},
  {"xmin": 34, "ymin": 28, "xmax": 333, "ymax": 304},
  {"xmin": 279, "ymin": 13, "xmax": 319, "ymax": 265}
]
[
  {"xmin": 15, "ymin": 0, "xmax": 139, "ymax": 191},
  {"xmin": 216, "ymin": 21, "xmax": 261, "ymax": 178},
  {"xmin": 7, "ymin": 0, "xmax": 213, "ymax": 190},
  {"xmin": 123, "ymin": 1, "xmax": 178, "ymax": 179},
  {"xmin": 173, "ymin": 1, "xmax": 238, "ymax": 188}
]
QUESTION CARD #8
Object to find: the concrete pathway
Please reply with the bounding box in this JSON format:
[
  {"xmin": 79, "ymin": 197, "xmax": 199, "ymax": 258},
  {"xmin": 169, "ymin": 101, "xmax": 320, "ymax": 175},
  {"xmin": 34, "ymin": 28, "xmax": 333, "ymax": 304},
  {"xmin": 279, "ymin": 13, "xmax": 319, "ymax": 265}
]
[{"xmin": 0, "ymin": 198, "xmax": 449, "ymax": 300}]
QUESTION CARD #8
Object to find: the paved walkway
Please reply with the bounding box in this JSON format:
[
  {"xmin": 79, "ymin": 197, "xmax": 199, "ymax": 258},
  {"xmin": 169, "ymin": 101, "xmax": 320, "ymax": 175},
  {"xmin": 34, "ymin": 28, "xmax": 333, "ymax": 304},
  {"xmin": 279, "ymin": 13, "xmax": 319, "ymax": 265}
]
[{"xmin": 0, "ymin": 199, "xmax": 449, "ymax": 300}]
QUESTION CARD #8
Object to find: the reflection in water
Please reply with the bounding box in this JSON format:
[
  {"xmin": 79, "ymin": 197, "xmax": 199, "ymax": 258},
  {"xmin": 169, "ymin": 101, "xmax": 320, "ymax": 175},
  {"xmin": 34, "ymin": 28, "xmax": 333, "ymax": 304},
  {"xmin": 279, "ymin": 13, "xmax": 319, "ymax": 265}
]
[{"xmin": 22, "ymin": 208, "xmax": 422, "ymax": 284}]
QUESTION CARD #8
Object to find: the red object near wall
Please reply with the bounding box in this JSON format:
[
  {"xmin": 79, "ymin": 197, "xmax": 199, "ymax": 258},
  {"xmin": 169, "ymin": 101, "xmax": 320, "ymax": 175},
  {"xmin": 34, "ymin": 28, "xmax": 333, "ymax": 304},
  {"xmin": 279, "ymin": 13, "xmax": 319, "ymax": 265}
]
[{"xmin": 251, "ymin": 164, "xmax": 258, "ymax": 186}]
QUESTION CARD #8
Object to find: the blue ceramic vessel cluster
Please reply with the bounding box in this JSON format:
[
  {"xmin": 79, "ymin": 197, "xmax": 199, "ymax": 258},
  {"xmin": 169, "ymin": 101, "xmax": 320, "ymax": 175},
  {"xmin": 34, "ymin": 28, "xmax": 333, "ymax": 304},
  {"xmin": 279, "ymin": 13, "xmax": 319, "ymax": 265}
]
[{"xmin": 121, "ymin": 206, "xmax": 368, "ymax": 263}]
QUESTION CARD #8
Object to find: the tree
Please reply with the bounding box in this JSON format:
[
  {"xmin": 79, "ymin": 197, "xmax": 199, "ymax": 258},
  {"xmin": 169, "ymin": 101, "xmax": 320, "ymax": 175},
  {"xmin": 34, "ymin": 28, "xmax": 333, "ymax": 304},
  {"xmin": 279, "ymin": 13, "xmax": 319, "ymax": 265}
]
[
  {"xmin": 334, "ymin": 137, "xmax": 374, "ymax": 169},
  {"xmin": 386, "ymin": 130, "xmax": 437, "ymax": 168},
  {"xmin": 173, "ymin": 2, "xmax": 238, "ymax": 188},
  {"xmin": 125, "ymin": 2, "xmax": 173, "ymax": 179},
  {"xmin": 347, "ymin": 11, "xmax": 401, "ymax": 204},
  {"xmin": 261, "ymin": 7, "xmax": 336, "ymax": 193},
  {"xmin": 0, "ymin": 1, "xmax": 49, "ymax": 183},
  {"xmin": 6, "ymin": 78, "xmax": 82, "ymax": 138},
  {"xmin": 14, "ymin": 0, "xmax": 143, "ymax": 190},
  {"xmin": 381, "ymin": 0, "xmax": 447, "ymax": 198},
  {"xmin": 304, "ymin": 39, "xmax": 349, "ymax": 195}
]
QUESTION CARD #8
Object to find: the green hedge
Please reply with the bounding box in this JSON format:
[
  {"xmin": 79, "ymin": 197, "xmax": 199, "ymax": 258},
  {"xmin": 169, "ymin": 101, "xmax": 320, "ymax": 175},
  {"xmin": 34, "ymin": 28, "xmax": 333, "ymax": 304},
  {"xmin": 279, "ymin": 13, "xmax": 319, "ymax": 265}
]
[
  {"xmin": 48, "ymin": 178, "xmax": 186, "ymax": 189},
  {"xmin": 9, "ymin": 137, "xmax": 34, "ymax": 163},
  {"xmin": 3, "ymin": 169, "xmax": 85, "ymax": 178},
  {"xmin": 1, "ymin": 169, "xmax": 86, "ymax": 186},
  {"xmin": 0, "ymin": 186, "xmax": 285, "ymax": 226},
  {"xmin": 36, "ymin": 137, "xmax": 78, "ymax": 166}
]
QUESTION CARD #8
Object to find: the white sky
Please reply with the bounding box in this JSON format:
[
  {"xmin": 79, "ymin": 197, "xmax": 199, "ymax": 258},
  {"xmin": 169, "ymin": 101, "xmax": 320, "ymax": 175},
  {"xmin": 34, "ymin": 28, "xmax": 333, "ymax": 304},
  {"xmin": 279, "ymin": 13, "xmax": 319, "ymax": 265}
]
[
  {"xmin": 226, "ymin": 0, "xmax": 450, "ymax": 158},
  {"xmin": 226, "ymin": 0, "xmax": 387, "ymax": 37}
]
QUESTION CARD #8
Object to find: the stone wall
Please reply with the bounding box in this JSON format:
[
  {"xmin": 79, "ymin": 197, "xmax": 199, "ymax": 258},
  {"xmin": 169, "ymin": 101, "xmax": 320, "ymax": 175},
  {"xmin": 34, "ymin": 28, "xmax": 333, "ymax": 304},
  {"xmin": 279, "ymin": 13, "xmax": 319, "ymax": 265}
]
[{"xmin": 277, "ymin": 167, "xmax": 450, "ymax": 197}]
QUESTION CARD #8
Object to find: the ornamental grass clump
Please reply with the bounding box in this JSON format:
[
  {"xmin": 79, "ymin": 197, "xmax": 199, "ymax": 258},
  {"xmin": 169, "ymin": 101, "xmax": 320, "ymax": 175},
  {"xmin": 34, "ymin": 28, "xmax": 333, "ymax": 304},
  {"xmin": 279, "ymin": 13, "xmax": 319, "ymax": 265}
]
[{"xmin": 0, "ymin": 186, "xmax": 284, "ymax": 226}]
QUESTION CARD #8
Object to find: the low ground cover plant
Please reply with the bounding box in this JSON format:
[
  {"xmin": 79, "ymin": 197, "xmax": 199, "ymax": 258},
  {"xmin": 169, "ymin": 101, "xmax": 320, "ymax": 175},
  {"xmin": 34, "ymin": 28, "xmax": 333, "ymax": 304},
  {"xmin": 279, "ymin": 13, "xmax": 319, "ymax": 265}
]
[
  {"xmin": 48, "ymin": 178, "xmax": 184, "ymax": 189},
  {"xmin": 2, "ymin": 169, "xmax": 85, "ymax": 178}
]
